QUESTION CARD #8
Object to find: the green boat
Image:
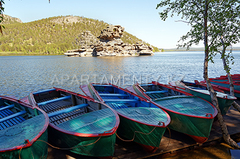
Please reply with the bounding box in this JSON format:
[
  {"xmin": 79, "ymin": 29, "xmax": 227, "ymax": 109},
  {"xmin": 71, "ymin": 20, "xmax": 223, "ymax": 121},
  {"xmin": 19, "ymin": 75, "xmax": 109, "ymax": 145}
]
[
  {"xmin": 127, "ymin": 81, "xmax": 218, "ymax": 143},
  {"xmin": 80, "ymin": 83, "xmax": 171, "ymax": 153},
  {"xmin": 170, "ymin": 80, "xmax": 237, "ymax": 115},
  {"xmin": 27, "ymin": 88, "xmax": 119, "ymax": 158},
  {"xmin": 0, "ymin": 95, "xmax": 49, "ymax": 159}
]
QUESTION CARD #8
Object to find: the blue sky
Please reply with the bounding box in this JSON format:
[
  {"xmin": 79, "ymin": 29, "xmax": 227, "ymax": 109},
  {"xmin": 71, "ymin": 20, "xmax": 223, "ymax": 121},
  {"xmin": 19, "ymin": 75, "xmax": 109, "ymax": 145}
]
[{"xmin": 3, "ymin": 0, "xmax": 239, "ymax": 49}]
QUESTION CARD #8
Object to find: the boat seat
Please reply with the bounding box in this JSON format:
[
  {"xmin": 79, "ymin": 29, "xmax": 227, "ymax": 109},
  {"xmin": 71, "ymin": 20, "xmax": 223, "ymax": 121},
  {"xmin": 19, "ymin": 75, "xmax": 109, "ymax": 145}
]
[
  {"xmin": 104, "ymin": 99, "xmax": 138, "ymax": 103},
  {"xmin": 140, "ymin": 84, "xmax": 155, "ymax": 87},
  {"xmin": 0, "ymin": 104, "xmax": 14, "ymax": 111},
  {"xmin": 145, "ymin": 90, "xmax": 168, "ymax": 94},
  {"xmin": 93, "ymin": 84, "xmax": 112, "ymax": 87},
  {"xmin": 33, "ymin": 88, "xmax": 56, "ymax": 95},
  {"xmin": 0, "ymin": 111, "xmax": 26, "ymax": 123},
  {"xmin": 38, "ymin": 96, "xmax": 71, "ymax": 106},
  {"xmin": 107, "ymin": 103, "xmax": 129, "ymax": 109},
  {"xmin": 48, "ymin": 104, "xmax": 88, "ymax": 117},
  {"xmin": 98, "ymin": 93, "xmax": 128, "ymax": 97}
]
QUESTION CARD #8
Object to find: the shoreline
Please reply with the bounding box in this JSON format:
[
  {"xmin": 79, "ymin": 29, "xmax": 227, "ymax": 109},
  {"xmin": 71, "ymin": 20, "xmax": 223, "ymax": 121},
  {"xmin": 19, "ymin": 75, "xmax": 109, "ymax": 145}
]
[{"xmin": 0, "ymin": 52, "xmax": 63, "ymax": 56}]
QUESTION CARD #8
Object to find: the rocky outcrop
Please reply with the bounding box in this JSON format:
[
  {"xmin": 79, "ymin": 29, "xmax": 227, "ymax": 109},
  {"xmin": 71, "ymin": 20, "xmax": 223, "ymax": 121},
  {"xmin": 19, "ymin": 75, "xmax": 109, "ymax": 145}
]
[
  {"xmin": 1, "ymin": 14, "xmax": 22, "ymax": 24},
  {"xmin": 65, "ymin": 25, "xmax": 153, "ymax": 57}
]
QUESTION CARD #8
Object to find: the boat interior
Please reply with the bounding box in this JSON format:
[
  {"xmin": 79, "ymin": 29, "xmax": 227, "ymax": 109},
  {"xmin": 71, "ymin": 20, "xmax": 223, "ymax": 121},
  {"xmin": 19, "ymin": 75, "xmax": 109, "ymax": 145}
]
[
  {"xmin": 0, "ymin": 98, "xmax": 38, "ymax": 130},
  {"xmin": 32, "ymin": 89, "xmax": 112, "ymax": 127},
  {"xmin": 139, "ymin": 84, "xmax": 186, "ymax": 100},
  {"xmin": 92, "ymin": 84, "xmax": 159, "ymax": 110}
]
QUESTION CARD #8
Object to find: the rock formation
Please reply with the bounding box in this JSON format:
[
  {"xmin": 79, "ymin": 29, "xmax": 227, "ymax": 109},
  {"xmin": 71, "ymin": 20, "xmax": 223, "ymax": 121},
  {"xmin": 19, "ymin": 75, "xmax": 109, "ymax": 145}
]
[
  {"xmin": 65, "ymin": 25, "xmax": 153, "ymax": 57},
  {"xmin": 1, "ymin": 14, "xmax": 22, "ymax": 24}
]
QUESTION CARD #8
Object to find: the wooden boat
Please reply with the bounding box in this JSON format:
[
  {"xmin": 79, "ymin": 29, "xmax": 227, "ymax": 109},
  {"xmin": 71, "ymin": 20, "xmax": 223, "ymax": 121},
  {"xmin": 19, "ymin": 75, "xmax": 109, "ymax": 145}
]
[
  {"xmin": 170, "ymin": 81, "xmax": 237, "ymax": 115},
  {"xmin": 126, "ymin": 81, "xmax": 218, "ymax": 143},
  {"xmin": 80, "ymin": 83, "xmax": 171, "ymax": 152},
  {"xmin": 26, "ymin": 88, "xmax": 119, "ymax": 158},
  {"xmin": 0, "ymin": 95, "xmax": 49, "ymax": 159}
]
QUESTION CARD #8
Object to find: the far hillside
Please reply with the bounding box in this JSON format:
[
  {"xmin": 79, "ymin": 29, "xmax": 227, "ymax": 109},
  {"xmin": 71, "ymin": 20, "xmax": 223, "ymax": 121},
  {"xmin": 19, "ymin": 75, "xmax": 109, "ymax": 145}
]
[{"xmin": 0, "ymin": 15, "xmax": 159, "ymax": 54}]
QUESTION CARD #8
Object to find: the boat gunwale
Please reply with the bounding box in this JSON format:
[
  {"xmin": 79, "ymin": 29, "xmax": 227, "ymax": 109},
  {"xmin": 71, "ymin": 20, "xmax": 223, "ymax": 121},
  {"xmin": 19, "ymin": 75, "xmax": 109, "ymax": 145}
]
[
  {"xmin": 199, "ymin": 80, "xmax": 240, "ymax": 94},
  {"xmin": 29, "ymin": 88, "xmax": 120, "ymax": 138},
  {"xmin": 136, "ymin": 82, "xmax": 218, "ymax": 119},
  {"xmin": 0, "ymin": 95, "xmax": 49, "ymax": 153},
  {"xmin": 88, "ymin": 83, "xmax": 171, "ymax": 128},
  {"xmin": 209, "ymin": 79, "xmax": 240, "ymax": 85}
]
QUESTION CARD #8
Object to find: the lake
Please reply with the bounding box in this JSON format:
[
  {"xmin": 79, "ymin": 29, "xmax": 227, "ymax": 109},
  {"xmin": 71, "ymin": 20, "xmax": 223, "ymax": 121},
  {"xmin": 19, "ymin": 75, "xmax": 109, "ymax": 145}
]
[
  {"xmin": 0, "ymin": 51, "xmax": 240, "ymax": 158},
  {"xmin": 0, "ymin": 51, "xmax": 239, "ymax": 99}
]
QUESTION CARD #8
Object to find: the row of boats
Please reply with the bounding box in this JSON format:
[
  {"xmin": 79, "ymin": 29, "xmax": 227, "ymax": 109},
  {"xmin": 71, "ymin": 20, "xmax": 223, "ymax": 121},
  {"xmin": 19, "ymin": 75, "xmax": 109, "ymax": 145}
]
[{"xmin": 0, "ymin": 74, "xmax": 239, "ymax": 158}]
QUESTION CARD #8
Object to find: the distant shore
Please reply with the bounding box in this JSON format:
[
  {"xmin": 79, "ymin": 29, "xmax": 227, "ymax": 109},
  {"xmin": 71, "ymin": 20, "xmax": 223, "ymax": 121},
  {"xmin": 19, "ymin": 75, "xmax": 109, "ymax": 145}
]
[
  {"xmin": 0, "ymin": 52, "xmax": 62, "ymax": 56},
  {"xmin": 163, "ymin": 47, "xmax": 240, "ymax": 52}
]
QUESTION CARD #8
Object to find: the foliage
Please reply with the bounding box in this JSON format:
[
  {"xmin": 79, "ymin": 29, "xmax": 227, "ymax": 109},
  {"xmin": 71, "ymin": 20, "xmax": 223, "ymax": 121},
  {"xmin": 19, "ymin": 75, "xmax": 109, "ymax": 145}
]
[
  {"xmin": 0, "ymin": 15, "xmax": 158, "ymax": 54},
  {"xmin": 0, "ymin": 0, "xmax": 4, "ymax": 34},
  {"xmin": 157, "ymin": 0, "xmax": 240, "ymax": 67},
  {"xmin": 157, "ymin": 0, "xmax": 240, "ymax": 149}
]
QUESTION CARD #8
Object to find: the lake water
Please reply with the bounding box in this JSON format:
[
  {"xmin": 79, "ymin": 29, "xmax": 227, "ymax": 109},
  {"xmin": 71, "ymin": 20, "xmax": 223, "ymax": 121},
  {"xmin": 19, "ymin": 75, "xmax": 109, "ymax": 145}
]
[
  {"xmin": 0, "ymin": 51, "xmax": 239, "ymax": 99},
  {"xmin": 0, "ymin": 51, "xmax": 240, "ymax": 158}
]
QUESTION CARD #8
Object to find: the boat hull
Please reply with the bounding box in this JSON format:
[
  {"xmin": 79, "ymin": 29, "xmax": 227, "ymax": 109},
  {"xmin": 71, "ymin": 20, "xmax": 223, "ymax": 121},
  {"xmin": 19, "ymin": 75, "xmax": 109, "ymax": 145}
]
[
  {"xmin": 161, "ymin": 109, "xmax": 213, "ymax": 143},
  {"xmin": 48, "ymin": 126, "xmax": 116, "ymax": 157},
  {"xmin": 128, "ymin": 82, "xmax": 217, "ymax": 143},
  {"xmin": 0, "ymin": 96, "xmax": 49, "ymax": 159},
  {"xmin": 117, "ymin": 115, "xmax": 166, "ymax": 152}
]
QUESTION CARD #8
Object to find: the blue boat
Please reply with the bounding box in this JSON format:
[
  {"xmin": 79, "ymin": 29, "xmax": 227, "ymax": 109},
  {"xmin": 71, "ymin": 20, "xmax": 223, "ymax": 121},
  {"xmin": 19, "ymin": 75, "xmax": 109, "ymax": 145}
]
[
  {"xmin": 127, "ymin": 81, "xmax": 218, "ymax": 143},
  {"xmin": 80, "ymin": 83, "xmax": 171, "ymax": 152},
  {"xmin": 0, "ymin": 95, "xmax": 49, "ymax": 159},
  {"xmin": 26, "ymin": 88, "xmax": 119, "ymax": 158},
  {"xmin": 170, "ymin": 80, "xmax": 237, "ymax": 115}
]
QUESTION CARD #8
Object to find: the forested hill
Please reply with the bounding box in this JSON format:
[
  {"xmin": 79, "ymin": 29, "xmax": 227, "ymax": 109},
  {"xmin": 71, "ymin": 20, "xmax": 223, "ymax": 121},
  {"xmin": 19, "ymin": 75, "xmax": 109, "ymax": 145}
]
[{"xmin": 0, "ymin": 15, "xmax": 159, "ymax": 54}]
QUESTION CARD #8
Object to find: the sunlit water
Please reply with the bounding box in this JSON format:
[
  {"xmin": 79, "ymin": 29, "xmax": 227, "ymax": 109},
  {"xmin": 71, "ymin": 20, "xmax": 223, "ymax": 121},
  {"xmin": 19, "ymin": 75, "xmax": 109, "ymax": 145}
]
[
  {"xmin": 0, "ymin": 51, "xmax": 240, "ymax": 158},
  {"xmin": 0, "ymin": 51, "xmax": 239, "ymax": 98}
]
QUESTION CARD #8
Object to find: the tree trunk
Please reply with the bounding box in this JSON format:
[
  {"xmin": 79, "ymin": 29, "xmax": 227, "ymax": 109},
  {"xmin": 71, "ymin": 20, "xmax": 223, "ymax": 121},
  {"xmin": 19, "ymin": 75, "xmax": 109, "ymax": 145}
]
[
  {"xmin": 220, "ymin": 46, "xmax": 240, "ymax": 111},
  {"xmin": 203, "ymin": 0, "xmax": 240, "ymax": 149}
]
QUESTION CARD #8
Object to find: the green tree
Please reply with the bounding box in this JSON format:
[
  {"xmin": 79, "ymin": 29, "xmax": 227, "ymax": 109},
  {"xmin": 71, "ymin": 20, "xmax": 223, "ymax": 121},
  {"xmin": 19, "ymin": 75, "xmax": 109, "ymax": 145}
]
[
  {"xmin": 157, "ymin": 0, "xmax": 240, "ymax": 149},
  {"xmin": 0, "ymin": 0, "xmax": 4, "ymax": 34}
]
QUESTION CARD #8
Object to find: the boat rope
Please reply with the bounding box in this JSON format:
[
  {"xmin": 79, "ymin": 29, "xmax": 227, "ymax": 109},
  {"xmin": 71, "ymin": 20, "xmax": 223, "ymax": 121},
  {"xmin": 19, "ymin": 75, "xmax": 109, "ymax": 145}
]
[
  {"xmin": 37, "ymin": 135, "xmax": 102, "ymax": 150},
  {"xmin": 19, "ymin": 147, "xmax": 23, "ymax": 159},
  {"xmin": 163, "ymin": 127, "xmax": 171, "ymax": 151},
  {"xmin": 116, "ymin": 126, "xmax": 157, "ymax": 142},
  {"xmin": 137, "ymin": 127, "xmax": 172, "ymax": 159},
  {"xmin": 18, "ymin": 134, "xmax": 102, "ymax": 158}
]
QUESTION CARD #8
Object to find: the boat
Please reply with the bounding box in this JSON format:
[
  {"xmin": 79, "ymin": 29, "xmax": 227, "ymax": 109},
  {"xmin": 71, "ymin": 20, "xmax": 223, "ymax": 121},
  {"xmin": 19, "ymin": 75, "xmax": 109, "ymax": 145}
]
[
  {"xmin": 80, "ymin": 83, "xmax": 171, "ymax": 152},
  {"xmin": 0, "ymin": 95, "xmax": 49, "ymax": 159},
  {"xmin": 170, "ymin": 80, "xmax": 237, "ymax": 115},
  {"xmin": 26, "ymin": 88, "xmax": 119, "ymax": 158},
  {"xmin": 210, "ymin": 74, "xmax": 240, "ymax": 80},
  {"xmin": 126, "ymin": 81, "xmax": 218, "ymax": 143},
  {"xmin": 208, "ymin": 80, "xmax": 240, "ymax": 91},
  {"xmin": 198, "ymin": 80, "xmax": 240, "ymax": 98}
]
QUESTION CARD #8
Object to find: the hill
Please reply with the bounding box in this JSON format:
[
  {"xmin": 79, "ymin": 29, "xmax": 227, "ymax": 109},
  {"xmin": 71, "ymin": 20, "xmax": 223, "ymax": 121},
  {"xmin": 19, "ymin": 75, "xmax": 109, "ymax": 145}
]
[{"xmin": 0, "ymin": 15, "xmax": 159, "ymax": 54}]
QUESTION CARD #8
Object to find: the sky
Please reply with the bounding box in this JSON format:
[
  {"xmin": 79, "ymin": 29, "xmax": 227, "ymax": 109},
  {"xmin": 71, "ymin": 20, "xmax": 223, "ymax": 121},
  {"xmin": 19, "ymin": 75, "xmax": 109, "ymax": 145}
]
[{"xmin": 3, "ymin": 0, "xmax": 240, "ymax": 49}]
